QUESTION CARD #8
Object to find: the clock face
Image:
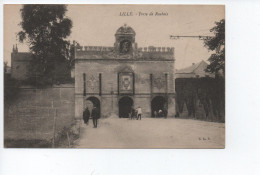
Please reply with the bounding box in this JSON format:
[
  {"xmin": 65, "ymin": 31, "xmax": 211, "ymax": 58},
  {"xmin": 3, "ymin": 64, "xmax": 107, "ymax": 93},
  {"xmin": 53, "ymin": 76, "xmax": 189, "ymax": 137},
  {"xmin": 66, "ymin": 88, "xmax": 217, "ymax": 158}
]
[{"xmin": 120, "ymin": 40, "xmax": 131, "ymax": 54}]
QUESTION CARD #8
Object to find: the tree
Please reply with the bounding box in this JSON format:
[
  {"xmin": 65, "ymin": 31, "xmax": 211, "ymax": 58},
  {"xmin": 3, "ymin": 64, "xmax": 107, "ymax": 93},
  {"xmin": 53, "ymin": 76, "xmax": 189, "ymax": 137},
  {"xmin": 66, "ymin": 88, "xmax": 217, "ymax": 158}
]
[
  {"xmin": 4, "ymin": 61, "xmax": 8, "ymax": 73},
  {"xmin": 68, "ymin": 40, "xmax": 81, "ymax": 69},
  {"xmin": 18, "ymin": 5, "xmax": 72, "ymax": 85},
  {"xmin": 204, "ymin": 19, "xmax": 225, "ymax": 76}
]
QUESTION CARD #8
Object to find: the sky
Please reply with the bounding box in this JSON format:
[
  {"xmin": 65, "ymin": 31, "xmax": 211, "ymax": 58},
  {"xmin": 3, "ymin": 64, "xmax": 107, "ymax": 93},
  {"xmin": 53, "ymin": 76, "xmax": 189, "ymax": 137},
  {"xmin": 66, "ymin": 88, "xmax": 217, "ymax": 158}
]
[{"xmin": 4, "ymin": 5, "xmax": 224, "ymax": 69}]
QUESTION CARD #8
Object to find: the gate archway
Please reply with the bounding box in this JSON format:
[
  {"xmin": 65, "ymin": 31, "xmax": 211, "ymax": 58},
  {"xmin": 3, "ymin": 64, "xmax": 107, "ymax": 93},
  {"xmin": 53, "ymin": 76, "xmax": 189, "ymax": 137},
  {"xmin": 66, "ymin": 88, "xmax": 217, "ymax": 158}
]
[
  {"xmin": 86, "ymin": 96, "xmax": 101, "ymax": 117},
  {"xmin": 118, "ymin": 96, "xmax": 133, "ymax": 118},
  {"xmin": 151, "ymin": 96, "xmax": 167, "ymax": 117}
]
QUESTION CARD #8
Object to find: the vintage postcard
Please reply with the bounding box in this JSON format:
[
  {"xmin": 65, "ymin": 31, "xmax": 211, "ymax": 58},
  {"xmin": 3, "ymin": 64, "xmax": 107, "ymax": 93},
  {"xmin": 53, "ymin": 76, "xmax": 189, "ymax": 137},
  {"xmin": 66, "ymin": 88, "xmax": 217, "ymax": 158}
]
[{"xmin": 4, "ymin": 4, "xmax": 225, "ymax": 148}]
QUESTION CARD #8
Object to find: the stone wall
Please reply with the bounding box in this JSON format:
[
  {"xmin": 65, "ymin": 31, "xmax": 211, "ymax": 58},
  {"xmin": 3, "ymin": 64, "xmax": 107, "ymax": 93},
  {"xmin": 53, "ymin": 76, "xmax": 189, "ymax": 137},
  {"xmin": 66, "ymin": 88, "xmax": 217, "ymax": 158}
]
[
  {"xmin": 4, "ymin": 84, "xmax": 75, "ymax": 141},
  {"xmin": 75, "ymin": 60, "xmax": 175, "ymax": 119}
]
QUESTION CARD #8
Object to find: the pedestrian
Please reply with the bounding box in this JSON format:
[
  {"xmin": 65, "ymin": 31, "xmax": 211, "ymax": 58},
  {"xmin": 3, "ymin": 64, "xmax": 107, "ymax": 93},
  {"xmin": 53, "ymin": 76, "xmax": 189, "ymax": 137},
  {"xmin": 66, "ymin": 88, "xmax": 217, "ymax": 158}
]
[
  {"xmin": 91, "ymin": 106, "xmax": 99, "ymax": 128},
  {"xmin": 130, "ymin": 107, "xmax": 136, "ymax": 120},
  {"xmin": 163, "ymin": 108, "xmax": 168, "ymax": 119},
  {"xmin": 154, "ymin": 111, "xmax": 158, "ymax": 118},
  {"xmin": 83, "ymin": 107, "xmax": 90, "ymax": 125},
  {"xmin": 136, "ymin": 106, "xmax": 142, "ymax": 120},
  {"xmin": 158, "ymin": 109, "xmax": 163, "ymax": 118}
]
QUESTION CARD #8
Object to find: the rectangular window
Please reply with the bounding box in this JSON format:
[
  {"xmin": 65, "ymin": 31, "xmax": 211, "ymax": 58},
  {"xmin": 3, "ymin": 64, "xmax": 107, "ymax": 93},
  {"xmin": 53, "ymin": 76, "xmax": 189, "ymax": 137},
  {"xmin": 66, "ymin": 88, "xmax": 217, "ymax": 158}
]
[
  {"xmin": 165, "ymin": 73, "xmax": 168, "ymax": 93},
  {"xmin": 117, "ymin": 73, "xmax": 119, "ymax": 95},
  {"xmin": 99, "ymin": 73, "xmax": 102, "ymax": 96},
  {"xmin": 133, "ymin": 73, "xmax": 135, "ymax": 95},
  {"xmin": 150, "ymin": 74, "xmax": 153, "ymax": 94},
  {"xmin": 83, "ymin": 73, "xmax": 86, "ymax": 96}
]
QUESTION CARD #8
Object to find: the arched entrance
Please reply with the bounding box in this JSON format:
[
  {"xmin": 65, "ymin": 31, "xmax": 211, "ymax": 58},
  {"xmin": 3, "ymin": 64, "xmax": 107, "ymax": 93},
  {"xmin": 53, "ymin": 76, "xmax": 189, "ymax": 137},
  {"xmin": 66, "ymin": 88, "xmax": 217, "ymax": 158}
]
[
  {"xmin": 86, "ymin": 96, "xmax": 101, "ymax": 117},
  {"xmin": 151, "ymin": 96, "xmax": 167, "ymax": 117},
  {"xmin": 118, "ymin": 96, "xmax": 133, "ymax": 118}
]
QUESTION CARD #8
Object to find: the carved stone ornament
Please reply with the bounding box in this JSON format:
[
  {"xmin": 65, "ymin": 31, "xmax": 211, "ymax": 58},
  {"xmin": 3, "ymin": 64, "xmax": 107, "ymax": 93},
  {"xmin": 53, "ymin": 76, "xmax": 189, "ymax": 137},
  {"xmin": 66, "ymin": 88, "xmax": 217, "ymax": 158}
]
[
  {"xmin": 121, "ymin": 75, "xmax": 131, "ymax": 90},
  {"xmin": 120, "ymin": 40, "xmax": 131, "ymax": 54},
  {"xmin": 153, "ymin": 78, "xmax": 165, "ymax": 89},
  {"xmin": 119, "ymin": 72, "xmax": 133, "ymax": 94},
  {"xmin": 87, "ymin": 75, "xmax": 98, "ymax": 91}
]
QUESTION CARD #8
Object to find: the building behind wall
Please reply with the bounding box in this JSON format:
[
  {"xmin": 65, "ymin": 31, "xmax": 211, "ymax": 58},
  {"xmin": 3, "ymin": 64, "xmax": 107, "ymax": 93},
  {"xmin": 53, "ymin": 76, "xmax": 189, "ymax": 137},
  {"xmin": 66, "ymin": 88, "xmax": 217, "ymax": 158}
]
[
  {"xmin": 74, "ymin": 24, "xmax": 176, "ymax": 119},
  {"xmin": 11, "ymin": 45, "xmax": 32, "ymax": 80},
  {"xmin": 10, "ymin": 45, "xmax": 74, "ymax": 81},
  {"xmin": 175, "ymin": 60, "xmax": 215, "ymax": 78}
]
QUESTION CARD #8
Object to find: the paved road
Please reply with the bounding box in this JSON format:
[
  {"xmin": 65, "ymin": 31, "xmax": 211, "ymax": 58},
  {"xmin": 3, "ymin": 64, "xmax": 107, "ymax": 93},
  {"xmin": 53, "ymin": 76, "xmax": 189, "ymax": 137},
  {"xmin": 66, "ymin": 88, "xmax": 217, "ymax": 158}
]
[{"xmin": 75, "ymin": 117, "xmax": 225, "ymax": 148}]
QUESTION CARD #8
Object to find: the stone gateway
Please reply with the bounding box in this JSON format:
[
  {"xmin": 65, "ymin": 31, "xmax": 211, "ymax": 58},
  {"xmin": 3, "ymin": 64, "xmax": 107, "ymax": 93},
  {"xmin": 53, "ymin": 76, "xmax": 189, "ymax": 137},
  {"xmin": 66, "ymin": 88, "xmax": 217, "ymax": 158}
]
[{"xmin": 74, "ymin": 24, "xmax": 175, "ymax": 119}]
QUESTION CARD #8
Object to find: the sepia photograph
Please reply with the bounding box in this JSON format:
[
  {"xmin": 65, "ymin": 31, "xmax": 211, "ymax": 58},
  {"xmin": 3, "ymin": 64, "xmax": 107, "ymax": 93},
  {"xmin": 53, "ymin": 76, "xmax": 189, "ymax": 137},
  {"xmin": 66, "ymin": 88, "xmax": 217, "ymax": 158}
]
[{"xmin": 4, "ymin": 4, "xmax": 225, "ymax": 148}]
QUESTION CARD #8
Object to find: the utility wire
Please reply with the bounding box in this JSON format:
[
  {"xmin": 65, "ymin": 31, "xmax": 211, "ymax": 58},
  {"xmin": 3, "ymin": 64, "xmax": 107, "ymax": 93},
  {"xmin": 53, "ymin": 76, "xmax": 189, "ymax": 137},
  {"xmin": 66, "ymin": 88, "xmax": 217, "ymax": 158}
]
[
  {"xmin": 176, "ymin": 28, "xmax": 212, "ymax": 36},
  {"xmin": 169, "ymin": 35, "xmax": 213, "ymax": 40}
]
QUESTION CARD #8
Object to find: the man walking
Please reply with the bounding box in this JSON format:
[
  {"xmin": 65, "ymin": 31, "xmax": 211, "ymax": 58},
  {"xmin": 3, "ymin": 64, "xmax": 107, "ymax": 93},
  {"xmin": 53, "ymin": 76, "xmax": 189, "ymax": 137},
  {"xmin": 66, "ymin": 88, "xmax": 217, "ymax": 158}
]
[
  {"xmin": 158, "ymin": 109, "xmax": 163, "ymax": 118},
  {"xmin": 136, "ymin": 106, "xmax": 142, "ymax": 120},
  {"xmin": 130, "ymin": 107, "xmax": 136, "ymax": 120},
  {"xmin": 91, "ymin": 106, "xmax": 99, "ymax": 128},
  {"xmin": 83, "ymin": 107, "xmax": 90, "ymax": 125},
  {"xmin": 163, "ymin": 107, "xmax": 168, "ymax": 119}
]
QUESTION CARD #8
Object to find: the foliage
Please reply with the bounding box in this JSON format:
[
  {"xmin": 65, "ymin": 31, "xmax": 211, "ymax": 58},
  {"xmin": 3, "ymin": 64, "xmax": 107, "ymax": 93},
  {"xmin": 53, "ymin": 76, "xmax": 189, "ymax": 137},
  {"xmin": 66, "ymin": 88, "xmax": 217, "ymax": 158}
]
[
  {"xmin": 68, "ymin": 41, "xmax": 80, "ymax": 69},
  {"xmin": 55, "ymin": 120, "xmax": 80, "ymax": 148},
  {"xmin": 4, "ymin": 74, "xmax": 20, "ymax": 105},
  {"xmin": 175, "ymin": 78, "xmax": 225, "ymax": 122},
  {"xmin": 204, "ymin": 19, "xmax": 225, "ymax": 75},
  {"xmin": 18, "ymin": 5, "xmax": 72, "ymax": 84}
]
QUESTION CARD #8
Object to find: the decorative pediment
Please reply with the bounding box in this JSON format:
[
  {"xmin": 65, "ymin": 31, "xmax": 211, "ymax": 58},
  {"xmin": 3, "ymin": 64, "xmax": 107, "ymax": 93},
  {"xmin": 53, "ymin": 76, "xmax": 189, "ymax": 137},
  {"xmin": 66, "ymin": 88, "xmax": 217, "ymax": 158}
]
[
  {"xmin": 114, "ymin": 24, "xmax": 136, "ymax": 55},
  {"xmin": 115, "ymin": 24, "xmax": 136, "ymax": 36},
  {"xmin": 118, "ymin": 66, "xmax": 134, "ymax": 73}
]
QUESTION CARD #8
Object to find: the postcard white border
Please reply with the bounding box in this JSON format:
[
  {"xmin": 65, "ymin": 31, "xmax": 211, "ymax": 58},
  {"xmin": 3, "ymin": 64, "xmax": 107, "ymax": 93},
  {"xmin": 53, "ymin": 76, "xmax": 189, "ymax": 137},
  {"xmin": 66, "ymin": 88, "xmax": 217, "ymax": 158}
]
[{"xmin": 1, "ymin": 1, "xmax": 260, "ymax": 175}]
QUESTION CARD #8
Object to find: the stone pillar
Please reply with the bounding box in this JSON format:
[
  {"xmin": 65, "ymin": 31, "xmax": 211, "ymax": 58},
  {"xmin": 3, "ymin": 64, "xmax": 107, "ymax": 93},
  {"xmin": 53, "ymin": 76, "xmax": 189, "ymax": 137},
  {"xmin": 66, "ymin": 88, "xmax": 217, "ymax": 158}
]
[
  {"xmin": 167, "ymin": 96, "xmax": 176, "ymax": 117},
  {"xmin": 75, "ymin": 95, "xmax": 83, "ymax": 120}
]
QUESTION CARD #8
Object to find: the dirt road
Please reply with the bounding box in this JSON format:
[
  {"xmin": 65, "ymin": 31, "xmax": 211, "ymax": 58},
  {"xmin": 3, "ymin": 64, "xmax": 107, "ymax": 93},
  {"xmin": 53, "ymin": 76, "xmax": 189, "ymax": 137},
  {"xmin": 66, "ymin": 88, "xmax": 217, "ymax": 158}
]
[{"xmin": 75, "ymin": 117, "xmax": 225, "ymax": 148}]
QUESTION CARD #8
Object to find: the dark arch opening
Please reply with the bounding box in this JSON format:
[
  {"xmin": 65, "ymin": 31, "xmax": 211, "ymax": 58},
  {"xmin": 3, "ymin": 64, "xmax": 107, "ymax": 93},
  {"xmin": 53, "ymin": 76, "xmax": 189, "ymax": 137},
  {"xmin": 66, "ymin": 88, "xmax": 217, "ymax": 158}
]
[
  {"xmin": 118, "ymin": 96, "xmax": 133, "ymax": 118},
  {"xmin": 86, "ymin": 97, "xmax": 101, "ymax": 117},
  {"xmin": 151, "ymin": 96, "xmax": 167, "ymax": 117}
]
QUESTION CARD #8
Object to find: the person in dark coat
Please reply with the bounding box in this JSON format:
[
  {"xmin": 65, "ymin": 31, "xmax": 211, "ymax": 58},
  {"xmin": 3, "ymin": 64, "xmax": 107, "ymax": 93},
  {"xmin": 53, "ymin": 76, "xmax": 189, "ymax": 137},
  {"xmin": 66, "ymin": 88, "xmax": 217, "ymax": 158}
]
[
  {"xmin": 130, "ymin": 107, "xmax": 136, "ymax": 120},
  {"xmin": 163, "ymin": 108, "xmax": 168, "ymax": 119},
  {"xmin": 83, "ymin": 107, "xmax": 90, "ymax": 125},
  {"xmin": 158, "ymin": 109, "xmax": 163, "ymax": 118},
  {"xmin": 91, "ymin": 106, "xmax": 99, "ymax": 128}
]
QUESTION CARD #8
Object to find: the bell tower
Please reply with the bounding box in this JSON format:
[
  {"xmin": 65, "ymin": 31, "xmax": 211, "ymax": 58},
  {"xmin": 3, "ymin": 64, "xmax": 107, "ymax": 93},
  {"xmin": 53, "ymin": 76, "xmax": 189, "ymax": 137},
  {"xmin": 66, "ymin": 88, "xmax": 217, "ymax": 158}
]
[{"xmin": 114, "ymin": 24, "xmax": 137, "ymax": 55}]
